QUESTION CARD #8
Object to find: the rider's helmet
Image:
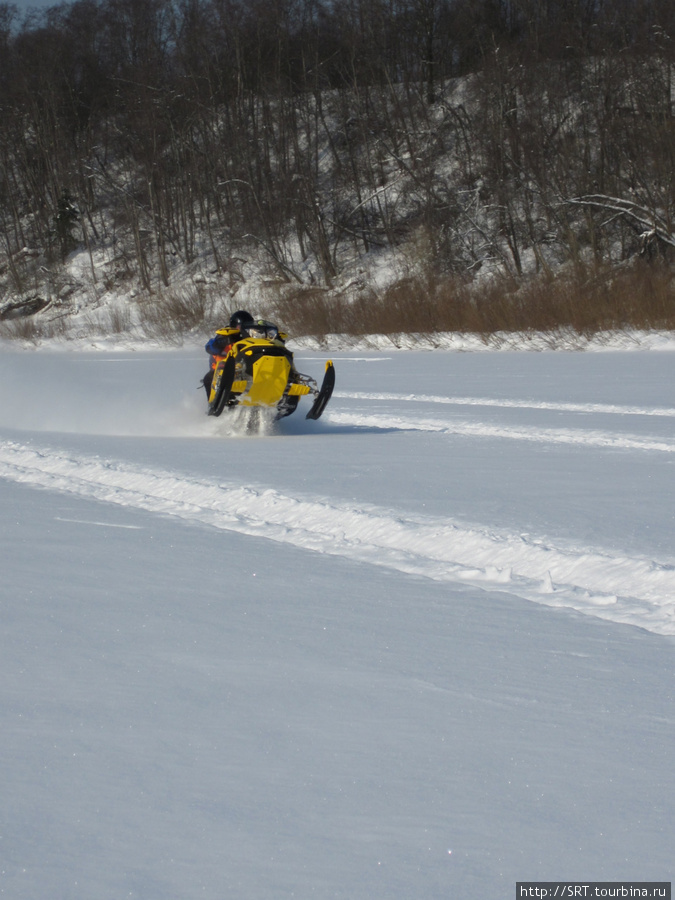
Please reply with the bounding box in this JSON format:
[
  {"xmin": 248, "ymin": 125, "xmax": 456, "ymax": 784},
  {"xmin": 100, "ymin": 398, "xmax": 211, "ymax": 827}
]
[{"xmin": 229, "ymin": 310, "xmax": 255, "ymax": 332}]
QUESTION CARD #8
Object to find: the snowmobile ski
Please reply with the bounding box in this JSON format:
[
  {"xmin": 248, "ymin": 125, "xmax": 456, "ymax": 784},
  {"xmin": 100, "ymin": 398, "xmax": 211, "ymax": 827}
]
[
  {"xmin": 208, "ymin": 353, "xmax": 236, "ymax": 417},
  {"xmin": 306, "ymin": 361, "xmax": 335, "ymax": 420}
]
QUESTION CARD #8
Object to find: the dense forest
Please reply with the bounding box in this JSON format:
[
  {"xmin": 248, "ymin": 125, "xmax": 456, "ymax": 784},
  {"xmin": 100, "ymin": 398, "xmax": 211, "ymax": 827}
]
[{"xmin": 2, "ymin": 0, "xmax": 675, "ymax": 338}]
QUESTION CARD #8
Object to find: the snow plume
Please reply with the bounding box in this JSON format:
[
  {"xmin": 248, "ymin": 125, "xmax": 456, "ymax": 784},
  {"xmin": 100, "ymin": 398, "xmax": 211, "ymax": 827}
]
[{"xmin": 2, "ymin": 439, "xmax": 674, "ymax": 636}]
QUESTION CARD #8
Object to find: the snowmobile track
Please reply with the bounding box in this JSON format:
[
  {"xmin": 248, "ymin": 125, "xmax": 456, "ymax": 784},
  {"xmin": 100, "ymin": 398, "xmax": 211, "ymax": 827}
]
[
  {"xmin": 337, "ymin": 391, "xmax": 675, "ymax": 418},
  {"xmin": 2, "ymin": 438, "xmax": 674, "ymax": 636},
  {"xmin": 327, "ymin": 410, "xmax": 675, "ymax": 453}
]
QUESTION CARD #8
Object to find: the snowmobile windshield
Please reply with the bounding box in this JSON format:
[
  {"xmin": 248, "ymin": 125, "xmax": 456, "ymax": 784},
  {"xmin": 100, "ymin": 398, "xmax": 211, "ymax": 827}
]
[{"xmin": 249, "ymin": 323, "xmax": 279, "ymax": 340}]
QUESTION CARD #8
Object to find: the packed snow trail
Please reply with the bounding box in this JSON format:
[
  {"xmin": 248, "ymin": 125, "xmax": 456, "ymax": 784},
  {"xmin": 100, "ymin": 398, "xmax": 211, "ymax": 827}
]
[
  {"xmin": 2, "ymin": 438, "xmax": 674, "ymax": 635},
  {"xmin": 337, "ymin": 391, "xmax": 675, "ymax": 418},
  {"xmin": 327, "ymin": 411, "xmax": 675, "ymax": 452}
]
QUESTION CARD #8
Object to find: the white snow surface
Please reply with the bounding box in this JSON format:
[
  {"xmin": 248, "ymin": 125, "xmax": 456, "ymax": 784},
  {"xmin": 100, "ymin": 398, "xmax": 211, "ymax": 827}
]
[{"xmin": 1, "ymin": 339, "xmax": 674, "ymax": 898}]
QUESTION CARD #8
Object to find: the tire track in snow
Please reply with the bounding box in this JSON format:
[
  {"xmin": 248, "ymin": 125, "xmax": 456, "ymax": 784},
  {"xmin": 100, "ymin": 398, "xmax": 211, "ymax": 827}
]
[
  {"xmin": 327, "ymin": 410, "xmax": 675, "ymax": 453},
  {"xmin": 2, "ymin": 439, "xmax": 674, "ymax": 635},
  {"xmin": 337, "ymin": 391, "xmax": 675, "ymax": 418}
]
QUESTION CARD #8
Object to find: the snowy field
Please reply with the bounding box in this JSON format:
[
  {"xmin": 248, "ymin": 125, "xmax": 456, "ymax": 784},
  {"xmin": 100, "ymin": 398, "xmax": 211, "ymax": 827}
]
[{"xmin": 1, "ymin": 341, "xmax": 674, "ymax": 899}]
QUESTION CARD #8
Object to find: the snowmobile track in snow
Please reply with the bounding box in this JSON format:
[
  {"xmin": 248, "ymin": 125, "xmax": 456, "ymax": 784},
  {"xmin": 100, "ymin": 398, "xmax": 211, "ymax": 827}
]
[
  {"xmin": 329, "ymin": 403, "xmax": 675, "ymax": 453},
  {"xmin": 2, "ymin": 439, "xmax": 674, "ymax": 636},
  {"xmin": 337, "ymin": 391, "xmax": 675, "ymax": 419}
]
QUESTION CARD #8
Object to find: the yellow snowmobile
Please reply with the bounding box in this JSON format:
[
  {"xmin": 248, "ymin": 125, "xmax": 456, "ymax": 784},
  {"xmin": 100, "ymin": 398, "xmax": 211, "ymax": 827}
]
[{"xmin": 206, "ymin": 321, "xmax": 335, "ymax": 421}]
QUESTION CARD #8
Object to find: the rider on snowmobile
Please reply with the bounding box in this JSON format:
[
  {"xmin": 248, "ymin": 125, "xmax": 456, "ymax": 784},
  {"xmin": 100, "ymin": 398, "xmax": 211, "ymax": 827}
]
[
  {"xmin": 202, "ymin": 310, "xmax": 288, "ymax": 399},
  {"xmin": 202, "ymin": 310, "xmax": 334, "ymax": 421}
]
